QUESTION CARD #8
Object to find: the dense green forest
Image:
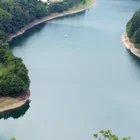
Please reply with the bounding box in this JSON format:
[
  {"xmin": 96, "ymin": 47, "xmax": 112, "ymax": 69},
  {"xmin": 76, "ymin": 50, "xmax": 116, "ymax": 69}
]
[
  {"xmin": 126, "ymin": 10, "xmax": 140, "ymax": 48},
  {"xmin": 0, "ymin": 43, "xmax": 30, "ymax": 96},
  {"xmin": 0, "ymin": 0, "xmax": 86, "ymax": 44}
]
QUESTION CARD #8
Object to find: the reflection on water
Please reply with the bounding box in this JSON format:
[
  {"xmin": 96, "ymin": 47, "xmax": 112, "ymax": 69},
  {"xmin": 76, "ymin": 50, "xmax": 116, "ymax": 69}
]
[
  {"xmin": 0, "ymin": 100, "xmax": 30, "ymax": 120},
  {"xmin": 126, "ymin": 49, "xmax": 140, "ymax": 80},
  {"xmin": 9, "ymin": 10, "xmax": 86, "ymax": 48},
  {"xmin": 127, "ymin": 50, "xmax": 140, "ymax": 67},
  {"xmin": 10, "ymin": 23, "xmax": 46, "ymax": 47}
]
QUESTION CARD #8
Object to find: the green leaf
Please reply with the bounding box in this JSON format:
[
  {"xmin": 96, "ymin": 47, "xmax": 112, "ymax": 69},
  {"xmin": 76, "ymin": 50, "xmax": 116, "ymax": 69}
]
[
  {"xmin": 93, "ymin": 134, "xmax": 98, "ymax": 138},
  {"xmin": 99, "ymin": 130, "xmax": 104, "ymax": 134},
  {"xmin": 11, "ymin": 137, "xmax": 16, "ymax": 140}
]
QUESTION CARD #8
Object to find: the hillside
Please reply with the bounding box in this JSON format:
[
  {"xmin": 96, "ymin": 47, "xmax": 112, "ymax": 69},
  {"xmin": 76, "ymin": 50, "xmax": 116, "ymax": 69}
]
[
  {"xmin": 126, "ymin": 10, "xmax": 140, "ymax": 48},
  {"xmin": 0, "ymin": 0, "xmax": 86, "ymax": 44}
]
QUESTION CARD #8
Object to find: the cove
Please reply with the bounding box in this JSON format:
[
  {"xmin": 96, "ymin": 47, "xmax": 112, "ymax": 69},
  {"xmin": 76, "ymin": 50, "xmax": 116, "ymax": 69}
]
[{"xmin": 1, "ymin": 0, "xmax": 140, "ymax": 140}]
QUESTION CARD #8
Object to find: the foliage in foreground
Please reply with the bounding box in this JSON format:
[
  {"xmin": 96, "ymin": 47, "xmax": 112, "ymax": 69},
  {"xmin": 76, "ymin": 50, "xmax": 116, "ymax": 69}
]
[
  {"xmin": 9, "ymin": 129, "xmax": 132, "ymax": 140},
  {"xmin": 11, "ymin": 137, "xmax": 16, "ymax": 140},
  {"xmin": 126, "ymin": 10, "xmax": 140, "ymax": 48},
  {"xmin": 0, "ymin": 43, "xmax": 30, "ymax": 96},
  {"xmin": 93, "ymin": 130, "xmax": 131, "ymax": 140}
]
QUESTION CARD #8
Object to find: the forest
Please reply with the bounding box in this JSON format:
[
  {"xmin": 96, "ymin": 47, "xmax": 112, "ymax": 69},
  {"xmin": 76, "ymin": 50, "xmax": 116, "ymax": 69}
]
[
  {"xmin": 126, "ymin": 10, "xmax": 140, "ymax": 48},
  {"xmin": 0, "ymin": 0, "xmax": 86, "ymax": 44},
  {"xmin": 0, "ymin": 43, "xmax": 30, "ymax": 96}
]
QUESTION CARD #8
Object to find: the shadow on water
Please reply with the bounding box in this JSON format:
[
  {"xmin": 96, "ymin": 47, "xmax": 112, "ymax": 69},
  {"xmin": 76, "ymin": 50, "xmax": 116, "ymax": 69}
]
[
  {"xmin": 10, "ymin": 10, "xmax": 86, "ymax": 48},
  {"xmin": 127, "ymin": 50, "xmax": 140, "ymax": 68},
  {"xmin": 0, "ymin": 100, "xmax": 30, "ymax": 120},
  {"xmin": 10, "ymin": 23, "xmax": 46, "ymax": 48},
  {"xmin": 126, "ymin": 49, "xmax": 140, "ymax": 79}
]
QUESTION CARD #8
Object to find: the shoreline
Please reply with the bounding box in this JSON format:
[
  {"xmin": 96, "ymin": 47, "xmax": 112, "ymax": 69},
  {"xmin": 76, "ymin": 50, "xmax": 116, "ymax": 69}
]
[
  {"xmin": 122, "ymin": 33, "xmax": 140, "ymax": 58},
  {"xmin": 6, "ymin": 0, "xmax": 96, "ymax": 42},
  {"xmin": 0, "ymin": 90, "xmax": 30, "ymax": 113},
  {"xmin": 2, "ymin": 0, "xmax": 95, "ymax": 113}
]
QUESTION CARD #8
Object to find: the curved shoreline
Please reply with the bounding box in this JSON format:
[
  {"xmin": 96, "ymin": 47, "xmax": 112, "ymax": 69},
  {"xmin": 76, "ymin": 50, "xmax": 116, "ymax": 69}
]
[
  {"xmin": 0, "ymin": 90, "xmax": 30, "ymax": 113},
  {"xmin": 122, "ymin": 33, "xmax": 140, "ymax": 57},
  {"xmin": 2, "ymin": 0, "xmax": 95, "ymax": 113},
  {"xmin": 6, "ymin": 0, "xmax": 96, "ymax": 42}
]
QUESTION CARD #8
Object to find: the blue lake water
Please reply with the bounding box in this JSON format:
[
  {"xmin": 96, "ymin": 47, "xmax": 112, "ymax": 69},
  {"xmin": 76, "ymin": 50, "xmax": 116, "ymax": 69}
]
[{"xmin": 1, "ymin": 0, "xmax": 140, "ymax": 139}]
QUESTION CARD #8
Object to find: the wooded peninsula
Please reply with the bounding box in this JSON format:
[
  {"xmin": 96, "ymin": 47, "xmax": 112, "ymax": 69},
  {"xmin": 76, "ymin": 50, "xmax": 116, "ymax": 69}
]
[
  {"xmin": 0, "ymin": 0, "xmax": 94, "ymax": 112},
  {"xmin": 122, "ymin": 10, "xmax": 140, "ymax": 57},
  {"xmin": 126, "ymin": 10, "xmax": 140, "ymax": 48}
]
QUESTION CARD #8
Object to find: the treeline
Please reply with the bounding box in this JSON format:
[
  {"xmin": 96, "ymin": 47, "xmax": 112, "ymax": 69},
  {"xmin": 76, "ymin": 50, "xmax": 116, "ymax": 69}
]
[
  {"xmin": 0, "ymin": 0, "xmax": 49, "ymax": 43},
  {"xmin": 126, "ymin": 10, "xmax": 140, "ymax": 48},
  {"xmin": 0, "ymin": 0, "xmax": 86, "ymax": 44},
  {"xmin": 0, "ymin": 43, "xmax": 30, "ymax": 96},
  {"xmin": 49, "ymin": 0, "xmax": 86, "ymax": 12}
]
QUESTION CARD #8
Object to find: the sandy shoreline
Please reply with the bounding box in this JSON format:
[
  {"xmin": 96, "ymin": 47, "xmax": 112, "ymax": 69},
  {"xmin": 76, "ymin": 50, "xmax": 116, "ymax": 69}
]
[
  {"xmin": 0, "ymin": 90, "xmax": 30, "ymax": 113},
  {"xmin": 122, "ymin": 33, "xmax": 140, "ymax": 57},
  {"xmin": 7, "ymin": 0, "xmax": 96, "ymax": 42}
]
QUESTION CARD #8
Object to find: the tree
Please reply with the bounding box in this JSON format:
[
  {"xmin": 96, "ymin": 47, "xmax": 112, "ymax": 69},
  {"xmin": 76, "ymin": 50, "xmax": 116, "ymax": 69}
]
[
  {"xmin": 126, "ymin": 10, "xmax": 140, "ymax": 38},
  {"xmin": 11, "ymin": 137, "xmax": 16, "ymax": 140},
  {"xmin": 126, "ymin": 9, "xmax": 140, "ymax": 49},
  {"xmin": 93, "ymin": 130, "xmax": 131, "ymax": 140},
  {"xmin": 0, "ymin": 43, "xmax": 30, "ymax": 96},
  {"xmin": 0, "ymin": 73, "xmax": 26, "ymax": 96},
  {"xmin": 132, "ymin": 28, "xmax": 140, "ymax": 44}
]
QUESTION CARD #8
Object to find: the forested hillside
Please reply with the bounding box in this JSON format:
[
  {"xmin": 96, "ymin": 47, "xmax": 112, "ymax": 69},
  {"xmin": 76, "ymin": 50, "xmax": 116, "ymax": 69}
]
[
  {"xmin": 0, "ymin": 43, "xmax": 30, "ymax": 96},
  {"xmin": 126, "ymin": 10, "xmax": 140, "ymax": 48},
  {"xmin": 0, "ymin": 0, "xmax": 86, "ymax": 44}
]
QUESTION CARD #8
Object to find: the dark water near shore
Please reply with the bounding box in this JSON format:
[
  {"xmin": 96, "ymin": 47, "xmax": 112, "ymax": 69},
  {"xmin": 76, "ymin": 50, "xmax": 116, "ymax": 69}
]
[{"xmin": 1, "ymin": 0, "xmax": 140, "ymax": 139}]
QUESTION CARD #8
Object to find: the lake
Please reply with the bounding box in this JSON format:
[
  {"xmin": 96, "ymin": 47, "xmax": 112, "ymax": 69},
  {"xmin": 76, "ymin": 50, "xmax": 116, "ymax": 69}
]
[{"xmin": 1, "ymin": 0, "xmax": 140, "ymax": 139}]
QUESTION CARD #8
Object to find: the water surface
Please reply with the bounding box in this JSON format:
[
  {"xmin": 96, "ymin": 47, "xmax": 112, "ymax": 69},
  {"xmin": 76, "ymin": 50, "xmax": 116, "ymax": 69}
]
[{"xmin": 1, "ymin": 0, "xmax": 140, "ymax": 139}]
